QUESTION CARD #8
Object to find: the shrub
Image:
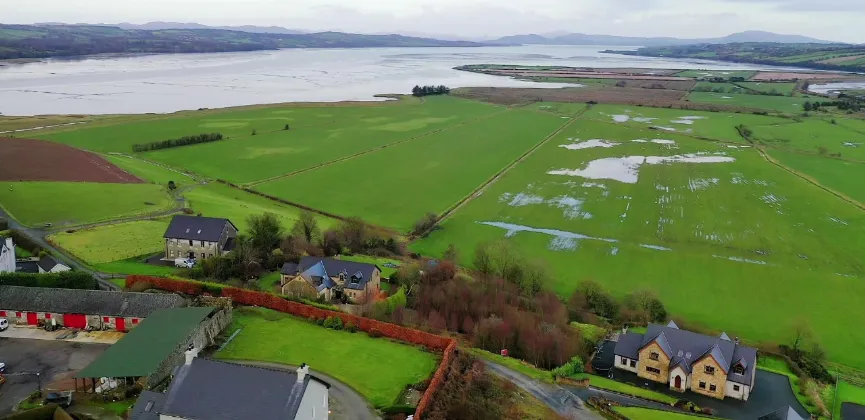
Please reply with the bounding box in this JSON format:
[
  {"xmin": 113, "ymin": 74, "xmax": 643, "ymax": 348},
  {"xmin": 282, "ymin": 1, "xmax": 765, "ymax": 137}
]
[
  {"xmin": 369, "ymin": 328, "xmax": 382, "ymax": 338},
  {"xmin": 333, "ymin": 317, "xmax": 344, "ymax": 330},
  {"xmin": 308, "ymin": 316, "xmax": 318, "ymax": 324},
  {"xmin": 345, "ymin": 322, "xmax": 357, "ymax": 333},
  {"xmin": 132, "ymin": 133, "xmax": 223, "ymax": 152},
  {"xmin": 551, "ymin": 356, "xmax": 585, "ymax": 378},
  {"xmin": 0, "ymin": 271, "xmax": 97, "ymax": 289}
]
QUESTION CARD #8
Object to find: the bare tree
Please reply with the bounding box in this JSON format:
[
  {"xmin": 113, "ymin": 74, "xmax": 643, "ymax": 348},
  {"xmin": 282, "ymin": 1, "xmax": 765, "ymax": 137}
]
[
  {"xmin": 790, "ymin": 317, "xmax": 814, "ymax": 352},
  {"xmin": 291, "ymin": 211, "xmax": 320, "ymax": 243}
]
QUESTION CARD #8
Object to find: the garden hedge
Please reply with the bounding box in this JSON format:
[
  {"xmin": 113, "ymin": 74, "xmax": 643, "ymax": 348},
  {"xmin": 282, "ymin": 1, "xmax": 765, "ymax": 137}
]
[{"xmin": 0, "ymin": 271, "xmax": 97, "ymax": 289}]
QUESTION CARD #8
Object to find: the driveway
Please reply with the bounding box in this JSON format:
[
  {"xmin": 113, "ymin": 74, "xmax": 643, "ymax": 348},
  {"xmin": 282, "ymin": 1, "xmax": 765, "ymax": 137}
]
[
  {"xmin": 0, "ymin": 338, "xmax": 109, "ymax": 415},
  {"xmin": 591, "ymin": 340, "xmax": 810, "ymax": 420},
  {"xmin": 841, "ymin": 402, "xmax": 865, "ymax": 420}
]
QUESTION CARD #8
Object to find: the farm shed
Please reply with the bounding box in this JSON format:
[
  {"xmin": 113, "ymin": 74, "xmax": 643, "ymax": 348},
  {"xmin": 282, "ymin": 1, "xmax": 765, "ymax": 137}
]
[
  {"xmin": 75, "ymin": 306, "xmax": 232, "ymax": 391},
  {"xmin": 0, "ymin": 285, "xmax": 185, "ymax": 331}
]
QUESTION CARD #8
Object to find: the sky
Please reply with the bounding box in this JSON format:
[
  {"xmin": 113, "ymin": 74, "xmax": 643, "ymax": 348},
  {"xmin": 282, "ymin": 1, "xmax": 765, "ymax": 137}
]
[{"xmin": 7, "ymin": 0, "xmax": 865, "ymax": 43}]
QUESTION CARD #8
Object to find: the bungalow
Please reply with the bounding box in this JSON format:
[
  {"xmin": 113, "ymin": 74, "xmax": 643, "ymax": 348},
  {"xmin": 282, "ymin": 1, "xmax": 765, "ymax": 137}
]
[
  {"xmin": 0, "ymin": 236, "xmax": 14, "ymax": 273},
  {"xmin": 279, "ymin": 257, "xmax": 381, "ymax": 302},
  {"xmin": 0, "ymin": 285, "xmax": 186, "ymax": 331},
  {"xmin": 613, "ymin": 321, "xmax": 757, "ymax": 401},
  {"xmin": 129, "ymin": 357, "xmax": 329, "ymax": 420},
  {"xmin": 163, "ymin": 215, "xmax": 237, "ymax": 261},
  {"xmin": 14, "ymin": 255, "xmax": 72, "ymax": 274}
]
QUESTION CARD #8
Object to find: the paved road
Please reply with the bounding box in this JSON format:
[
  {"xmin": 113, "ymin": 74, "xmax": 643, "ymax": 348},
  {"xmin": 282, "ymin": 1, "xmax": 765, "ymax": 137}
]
[
  {"xmin": 483, "ymin": 361, "xmax": 602, "ymax": 420},
  {"xmin": 223, "ymin": 360, "xmax": 379, "ymax": 420}
]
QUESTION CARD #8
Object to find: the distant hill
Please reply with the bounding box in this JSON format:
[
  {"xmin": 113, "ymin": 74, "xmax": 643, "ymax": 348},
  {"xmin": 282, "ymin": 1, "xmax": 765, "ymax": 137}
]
[
  {"xmin": 0, "ymin": 24, "xmax": 485, "ymax": 60},
  {"xmin": 490, "ymin": 31, "xmax": 837, "ymax": 46},
  {"xmin": 110, "ymin": 22, "xmax": 307, "ymax": 35}
]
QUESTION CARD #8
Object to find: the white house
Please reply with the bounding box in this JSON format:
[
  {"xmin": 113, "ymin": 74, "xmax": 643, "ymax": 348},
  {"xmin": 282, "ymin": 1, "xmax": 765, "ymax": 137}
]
[{"xmin": 0, "ymin": 236, "xmax": 15, "ymax": 273}]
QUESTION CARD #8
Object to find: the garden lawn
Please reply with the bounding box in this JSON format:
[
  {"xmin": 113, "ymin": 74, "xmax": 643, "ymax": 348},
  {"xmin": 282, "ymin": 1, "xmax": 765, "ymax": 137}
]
[
  {"xmin": 467, "ymin": 348, "xmax": 554, "ymax": 383},
  {"xmin": 767, "ymin": 149, "xmax": 865, "ymax": 204},
  {"xmin": 0, "ymin": 182, "xmax": 173, "ymax": 227},
  {"xmin": 752, "ymin": 119, "xmax": 865, "ymax": 161},
  {"xmin": 14, "ymin": 246, "xmax": 32, "ymax": 258},
  {"xmin": 48, "ymin": 219, "xmax": 170, "ymax": 264},
  {"xmin": 614, "ymin": 407, "xmax": 701, "ymax": 419},
  {"xmin": 412, "ymin": 119, "xmax": 865, "ymax": 370},
  {"xmin": 254, "ymin": 108, "xmax": 567, "ymax": 231},
  {"xmin": 686, "ymin": 92, "xmax": 811, "ymax": 113},
  {"xmin": 258, "ymin": 272, "xmax": 282, "ymax": 293},
  {"xmin": 96, "ymin": 259, "xmax": 177, "ymax": 276},
  {"xmin": 103, "ymin": 154, "xmax": 192, "ymax": 186},
  {"xmin": 216, "ymin": 307, "xmax": 439, "ymax": 408},
  {"xmin": 736, "ymin": 82, "xmax": 797, "ymax": 95},
  {"xmin": 185, "ymin": 183, "xmax": 338, "ymax": 232},
  {"xmin": 342, "ymin": 255, "xmax": 401, "ymax": 278},
  {"xmin": 572, "ymin": 374, "xmax": 678, "ymax": 404},
  {"xmin": 571, "ymin": 322, "xmax": 606, "ymax": 342},
  {"xmin": 835, "ymin": 381, "xmax": 865, "ymax": 419}
]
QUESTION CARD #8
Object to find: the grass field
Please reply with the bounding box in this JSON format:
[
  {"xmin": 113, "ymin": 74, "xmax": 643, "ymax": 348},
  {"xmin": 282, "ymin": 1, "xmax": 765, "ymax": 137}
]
[
  {"xmin": 751, "ymin": 119, "xmax": 865, "ymax": 160},
  {"xmin": 736, "ymin": 82, "xmax": 798, "ymax": 95},
  {"xmin": 614, "ymin": 407, "xmax": 700, "ymax": 419},
  {"xmin": 185, "ymin": 183, "xmax": 337, "ymax": 232},
  {"xmin": 216, "ymin": 307, "xmax": 438, "ymax": 408},
  {"xmin": 767, "ymin": 149, "xmax": 865, "ymax": 204},
  {"xmin": 674, "ymin": 70, "xmax": 757, "ymax": 79},
  {"xmin": 341, "ymin": 255, "xmax": 402, "ymax": 278},
  {"xmin": 255, "ymin": 109, "xmax": 567, "ymax": 230},
  {"xmin": 412, "ymin": 118, "xmax": 865, "ymax": 369},
  {"xmin": 835, "ymin": 381, "xmax": 865, "ymax": 419},
  {"xmin": 257, "ymin": 271, "xmax": 282, "ymax": 292},
  {"xmin": 0, "ymin": 182, "xmax": 173, "ymax": 227},
  {"xmin": 103, "ymin": 154, "xmax": 193, "ymax": 186},
  {"xmin": 48, "ymin": 219, "xmax": 170, "ymax": 264},
  {"xmin": 95, "ymin": 259, "xmax": 177, "ymax": 276},
  {"xmin": 686, "ymin": 92, "xmax": 809, "ymax": 113}
]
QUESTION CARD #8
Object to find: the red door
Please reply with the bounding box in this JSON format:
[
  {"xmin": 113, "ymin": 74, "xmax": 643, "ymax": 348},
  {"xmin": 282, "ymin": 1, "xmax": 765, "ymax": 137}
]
[
  {"xmin": 26, "ymin": 312, "xmax": 38, "ymax": 325},
  {"xmin": 675, "ymin": 376, "xmax": 682, "ymax": 389},
  {"xmin": 115, "ymin": 317, "xmax": 126, "ymax": 332},
  {"xmin": 63, "ymin": 314, "xmax": 87, "ymax": 329}
]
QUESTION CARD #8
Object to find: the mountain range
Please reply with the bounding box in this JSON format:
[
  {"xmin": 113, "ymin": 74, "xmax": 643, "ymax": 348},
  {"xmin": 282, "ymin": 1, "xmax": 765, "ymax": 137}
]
[{"xmin": 489, "ymin": 31, "xmax": 836, "ymax": 46}]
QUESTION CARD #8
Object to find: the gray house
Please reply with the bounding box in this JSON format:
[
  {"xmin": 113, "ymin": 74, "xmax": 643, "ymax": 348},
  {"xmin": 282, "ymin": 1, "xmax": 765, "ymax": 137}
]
[
  {"xmin": 130, "ymin": 356, "xmax": 329, "ymax": 420},
  {"xmin": 163, "ymin": 215, "xmax": 237, "ymax": 261},
  {"xmin": 279, "ymin": 257, "xmax": 381, "ymax": 301}
]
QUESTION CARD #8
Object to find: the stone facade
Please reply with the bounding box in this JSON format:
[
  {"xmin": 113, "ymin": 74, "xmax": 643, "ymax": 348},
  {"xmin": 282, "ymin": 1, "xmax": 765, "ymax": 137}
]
[
  {"xmin": 164, "ymin": 223, "xmax": 237, "ymax": 261},
  {"xmin": 637, "ymin": 342, "xmax": 670, "ymax": 383},
  {"xmin": 279, "ymin": 267, "xmax": 381, "ymax": 302},
  {"xmin": 690, "ymin": 355, "xmax": 727, "ymax": 399}
]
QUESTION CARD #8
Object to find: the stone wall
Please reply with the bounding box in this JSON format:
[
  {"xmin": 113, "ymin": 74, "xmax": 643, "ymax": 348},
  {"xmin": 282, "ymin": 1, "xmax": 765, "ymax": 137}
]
[
  {"xmin": 637, "ymin": 342, "xmax": 670, "ymax": 384},
  {"xmin": 689, "ymin": 356, "xmax": 727, "ymax": 399}
]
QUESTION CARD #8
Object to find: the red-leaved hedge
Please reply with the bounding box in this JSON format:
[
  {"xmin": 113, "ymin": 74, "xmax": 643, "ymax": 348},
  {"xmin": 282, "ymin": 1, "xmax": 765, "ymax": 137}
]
[{"xmin": 126, "ymin": 275, "xmax": 456, "ymax": 419}]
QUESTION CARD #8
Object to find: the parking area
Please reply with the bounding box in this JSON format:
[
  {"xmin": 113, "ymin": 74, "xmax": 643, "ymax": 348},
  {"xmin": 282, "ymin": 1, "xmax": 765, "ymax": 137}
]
[
  {"xmin": 0, "ymin": 325, "xmax": 123, "ymax": 344},
  {"xmin": 0, "ymin": 337, "xmax": 109, "ymax": 415},
  {"xmin": 842, "ymin": 402, "xmax": 865, "ymax": 420}
]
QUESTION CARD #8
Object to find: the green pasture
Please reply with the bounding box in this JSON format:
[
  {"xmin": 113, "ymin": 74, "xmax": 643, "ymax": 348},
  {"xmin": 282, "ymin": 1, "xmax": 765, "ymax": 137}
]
[
  {"xmin": 686, "ymin": 92, "xmax": 809, "ymax": 113},
  {"xmin": 737, "ymin": 82, "xmax": 798, "ymax": 95},
  {"xmin": 767, "ymin": 149, "xmax": 865, "ymax": 204},
  {"xmin": 582, "ymin": 104, "xmax": 789, "ymax": 142},
  {"xmin": 614, "ymin": 407, "xmax": 701, "ymax": 419},
  {"xmin": 96, "ymin": 259, "xmax": 177, "ymax": 276},
  {"xmin": 674, "ymin": 69, "xmax": 756, "ymax": 79},
  {"xmin": 692, "ymin": 81, "xmax": 744, "ymax": 93},
  {"xmin": 411, "ymin": 119, "xmax": 865, "ymax": 369},
  {"xmin": 103, "ymin": 154, "xmax": 192, "ymax": 185},
  {"xmin": 185, "ymin": 183, "xmax": 337, "ymax": 232},
  {"xmin": 254, "ymin": 109, "xmax": 567, "ymax": 231},
  {"xmin": 216, "ymin": 307, "xmax": 439, "ymax": 408},
  {"xmin": 0, "ymin": 182, "xmax": 173, "ymax": 227},
  {"xmin": 528, "ymin": 102, "xmax": 589, "ymax": 117},
  {"xmin": 48, "ymin": 218, "xmax": 170, "ymax": 265},
  {"xmin": 341, "ymin": 254, "xmax": 401, "ymax": 278},
  {"xmin": 750, "ymin": 119, "xmax": 865, "ymax": 160},
  {"xmin": 836, "ymin": 381, "xmax": 865, "ymax": 419}
]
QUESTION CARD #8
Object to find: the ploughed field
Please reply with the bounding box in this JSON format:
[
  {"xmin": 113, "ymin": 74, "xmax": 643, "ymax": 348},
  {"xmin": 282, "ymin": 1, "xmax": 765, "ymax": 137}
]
[{"xmin": 13, "ymin": 89, "xmax": 865, "ymax": 371}]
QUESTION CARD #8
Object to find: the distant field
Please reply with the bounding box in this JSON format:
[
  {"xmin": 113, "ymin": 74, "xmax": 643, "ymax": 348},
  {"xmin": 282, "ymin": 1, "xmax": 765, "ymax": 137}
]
[
  {"xmin": 185, "ymin": 183, "xmax": 338, "ymax": 232},
  {"xmin": 0, "ymin": 181, "xmax": 173, "ymax": 227},
  {"xmin": 750, "ymin": 119, "xmax": 865, "ymax": 160},
  {"xmin": 103, "ymin": 154, "xmax": 192, "ymax": 186},
  {"xmin": 674, "ymin": 69, "xmax": 757, "ymax": 79},
  {"xmin": 254, "ymin": 109, "xmax": 567, "ymax": 230},
  {"xmin": 49, "ymin": 219, "xmax": 170, "ymax": 265},
  {"xmin": 341, "ymin": 255, "xmax": 402, "ymax": 278},
  {"xmin": 686, "ymin": 92, "xmax": 809, "ymax": 113},
  {"xmin": 736, "ymin": 82, "xmax": 798, "ymax": 95},
  {"xmin": 767, "ymin": 149, "xmax": 865, "ymax": 204}
]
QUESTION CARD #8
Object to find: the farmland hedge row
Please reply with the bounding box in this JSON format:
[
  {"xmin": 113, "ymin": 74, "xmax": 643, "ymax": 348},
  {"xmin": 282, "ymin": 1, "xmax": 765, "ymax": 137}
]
[
  {"xmin": 126, "ymin": 275, "xmax": 455, "ymax": 418},
  {"xmin": 132, "ymin": 133, "xmax": 223, "ymax": 152},
  {"xmin": 0, "ymin": 271, "xmax": 97, "ymax": 289}
]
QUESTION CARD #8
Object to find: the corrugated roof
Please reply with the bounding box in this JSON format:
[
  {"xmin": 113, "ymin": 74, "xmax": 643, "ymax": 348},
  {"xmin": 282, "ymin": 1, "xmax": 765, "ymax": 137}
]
[
  {"xmin": 76, "ymin": 307, "xmax": 214, "ymax": 379},
  {"xmin": 0, "ymin": 286, "xmax": 185, "ymax": 317},
  {"xmin": 163, "ymin": 215, "xmax": 235, "ymax": 242}
]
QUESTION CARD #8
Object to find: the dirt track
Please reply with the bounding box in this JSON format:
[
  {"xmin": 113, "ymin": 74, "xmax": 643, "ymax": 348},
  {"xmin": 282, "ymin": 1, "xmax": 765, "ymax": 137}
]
[{"xmin": 0, "ymin": 137, "xmax": 143, "ymax": 183}]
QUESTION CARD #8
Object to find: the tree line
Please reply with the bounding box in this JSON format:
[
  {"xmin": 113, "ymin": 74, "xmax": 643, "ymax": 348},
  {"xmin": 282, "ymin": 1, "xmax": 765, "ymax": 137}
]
[
  {"xmin": 412, "ymin": 85, "xmax": 451, "ymax": 97},
  {"xmin": 132, "ymin": 133, "xmax": 223, "ymax": 152}
]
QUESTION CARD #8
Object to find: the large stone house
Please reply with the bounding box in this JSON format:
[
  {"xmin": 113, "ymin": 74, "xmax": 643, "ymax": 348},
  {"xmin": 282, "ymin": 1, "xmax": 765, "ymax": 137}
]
[
  {"xmin": 162, "ymin": 215, "xmax": 237, "ymax": 261},
  {"xmin": 279, "ymin": 257, "xmax": 381, "ymax": 302},
  {"xmin": 613, "ymin": 321, "xmax": 757, "ymax": 401}
]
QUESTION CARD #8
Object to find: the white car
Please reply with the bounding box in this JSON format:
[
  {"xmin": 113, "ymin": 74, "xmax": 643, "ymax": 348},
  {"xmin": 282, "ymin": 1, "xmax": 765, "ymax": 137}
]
[
  {"xmin": 174, "ymin": 258, "xmax": 196, "ymax": 268},
  {"xmin": 0, "ymin": 318, "xmax": 8, "ymax": 332},
  {"xmin": 0, "ymin": 362, "xmax": 5, "ymax": 373}
]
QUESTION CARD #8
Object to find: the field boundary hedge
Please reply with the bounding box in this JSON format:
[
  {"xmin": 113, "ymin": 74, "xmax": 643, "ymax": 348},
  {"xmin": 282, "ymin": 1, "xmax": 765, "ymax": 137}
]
[
  {"xmin": 132, "ymin": 133, "xmax": 223, "ymax": 152},
  {"xmin": 125, "ymin": 275, "xmax": 456, "ymax": 419}
]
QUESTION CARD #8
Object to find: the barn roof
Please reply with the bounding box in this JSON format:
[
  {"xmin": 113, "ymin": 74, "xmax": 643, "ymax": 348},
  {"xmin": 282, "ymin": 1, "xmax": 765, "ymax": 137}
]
[
  {"xmin": 76, "ymin": 307, "xmax": 215, "ymax": 379},
  {"xmin": 0, "ymin": 286, "xmax": 185, "ymax": 317}
]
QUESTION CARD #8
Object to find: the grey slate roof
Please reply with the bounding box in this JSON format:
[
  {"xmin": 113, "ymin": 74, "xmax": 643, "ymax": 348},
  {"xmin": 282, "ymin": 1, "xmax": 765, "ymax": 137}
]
[
  {"xmin": 129, "ymin": 391, "xmax": 165, "ymax": 420},
  {"xmin": 614, "ymin": 323, "xmax": 757, "ymax": 386},
  {"xmin": 297, "ymin": 256, "xmax": 380, "ymax": 290},
  {"xmin": 0, "ymin": 285, "xmax": 186, "ymax": 317},
  {"xmin": 613, "ymin": 332, "xmax": 643, "ymax": 359},
  {"xmin": 15, "ymin": 260, "xmax": 39, "ymax": 273},
  {"xmin": 163, "ymin": 215, "xmax": 236, "ymax": 242},
  {"xmin": 666, "ymin": 320, "xmax": 679, "ymax": 329},
  {"xmin": 160, "ymin": 358, "xmax": 327, "ymax": 420},
  {"xmin": 37, "ymin": 255, "xmax": 66, "ymax": 272},
  {"xmin": 757, "ymin": 406, "xmax": 805, "ymax": 420},
  {"xmin": 280, "ymin": 262, "xmax": 298, "ymax": 275}
]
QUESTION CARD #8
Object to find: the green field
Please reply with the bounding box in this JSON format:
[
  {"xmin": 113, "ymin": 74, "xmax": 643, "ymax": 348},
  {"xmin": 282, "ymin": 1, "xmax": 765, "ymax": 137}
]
[
  {"xmin": 96, "ymin": 259, "xmax": 177, "ymax": 276},
  {"xmin": 736, "ymin": 82, "xmax": 798, "ymax": 95},
  {"xmin": 614, "ymin": 407, "xmax": 700, "ymax": 420},
  {"xmin": 412, "ymin": 118, "xmax": 865, "ymax": 369},
  {"xmin": 0, "ymin": 182, "xmax": 173, "ymax": 227},
  {"xmin": 686, "ymin": 92, "xmax": 810, "ymax": 113},
  {"xmin": 48, "ymin": 219, "xmax": 170, "ymax": 264},
  {"xmin": 255, "ymin": 109, "xmax": 567, "ymax": 230},
  {"xmin": 836, "ymin": 381, "xmax": 865, "ymax": 419},
  {"xmin": 751, "ymin": 119, "xmax": 865, "ymax": 160},
  {"xmin": 216, "ymin": 307, "xmax": 439, "ymax": 408},
  {"xmin": 103, "ymin": 154, "xmax": 193, "ymax": 186},
  {"xmin": 767, "ymin": 149, "xmax": 865, "ymax": 204},
  {"xmin": 341, "ymin": 255, "xmax": 402, "ymax": 278},
  {"xmin": 674, "ymin": 69, "xmax": 757, "ymax": 79},
  {"xmin": 692, "ymin": 81, "xmax": 744, "ymax": 93}
]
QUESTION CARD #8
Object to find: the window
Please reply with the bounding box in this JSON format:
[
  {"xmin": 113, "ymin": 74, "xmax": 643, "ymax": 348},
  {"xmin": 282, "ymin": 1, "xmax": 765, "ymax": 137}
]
[
  {"xmin": 630, "ymin": 360, "xmax": 637, "ymax": 368},
  {"xmin": 734, "ymin": 365, "xmax": 745, "ymax": 375},
  {"xmin": 620, "ymin": 357, "xmax": 628, "ymax": 365},
  {"xmin": 189, "ymin": 240, "xmax": 193, "ymax": 246},
  {"xmin": 201, "ymin": 253, "xmax": 205, "ymax": 259},
  {"xmin": 733, "ymin": 385, "xmax": 740, "ymax": 391},
  {"xmin": 709, "ymin": 384, "xmax": 717, "ymax": 392},
  {"xmin": 199, "ymin": 241, "xmax": 204, "ymax": 247},
  {"xmin": 699, "ymin": 381, "xmax": 706, "ymax": 389},
  {"xmin": 645, "ymin": 366, "xmax": 661, "ymax": 375},
  {"xmin": 649, "ymin": 352, "xmax": 659, "ymax": 361},
  {"xmin": 169, "ymin": 250, "xmax": 175, "ymax": 257},
  {"xmin": 705, "ymin": 366, "xmax": 715, "ymax": 375}
]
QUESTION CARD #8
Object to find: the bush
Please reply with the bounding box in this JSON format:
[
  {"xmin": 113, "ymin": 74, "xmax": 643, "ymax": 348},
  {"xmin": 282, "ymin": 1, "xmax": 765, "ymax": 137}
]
[
  {"xmin": 551, "ymin": 356, "xmax": 585, "ymax": 378},
  {"xmin": 132, "ymin": 133, "xmax": 223, "ymax": 152},
  {"xmin": 0, "ymin": 271, "xmax": 97, "ymax": 289},
  {"xmin": 369, "ymin": 328, "xmax": 382, "ymax": 338},
  {"xmin": 381, "ymin": 405, "xmax": 417, "ymax": 415},
  {"xmin": 0, "ymin": 217, "xmax": 7, "ymax": 231},
  {"xmin": 345, "ymin": 322, "xmax": 357, "ymax": 333}
]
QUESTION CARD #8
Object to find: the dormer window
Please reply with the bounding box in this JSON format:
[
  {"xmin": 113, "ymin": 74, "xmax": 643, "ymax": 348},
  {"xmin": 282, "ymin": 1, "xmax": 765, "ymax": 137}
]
[
  {"xmin": 649, "ymin": 352, "xmax": 659, "ymax": 361},
  {"xmin": 733, "ymin": 364, "xmax": 745, "ymax": 375},
  {"xmin": 705, "ymin": 366, "xmax": 715, "ymax": 375}
]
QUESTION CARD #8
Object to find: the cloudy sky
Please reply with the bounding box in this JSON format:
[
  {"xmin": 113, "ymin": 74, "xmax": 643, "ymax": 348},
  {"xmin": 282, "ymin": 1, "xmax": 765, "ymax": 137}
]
[{"xmin": 7, "ymin": 0, "xmax": 864, "ymax": 43}]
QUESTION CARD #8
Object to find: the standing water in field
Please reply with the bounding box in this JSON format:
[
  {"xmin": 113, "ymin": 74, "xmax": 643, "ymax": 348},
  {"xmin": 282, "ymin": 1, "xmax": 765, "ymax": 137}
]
[
  {"xmin": 477, "ymin": 221, "xmax": 617, "ymax": 251},
  {"xmin": 547, "ymin": 154, "xmax": 735, "ymax": 184}
]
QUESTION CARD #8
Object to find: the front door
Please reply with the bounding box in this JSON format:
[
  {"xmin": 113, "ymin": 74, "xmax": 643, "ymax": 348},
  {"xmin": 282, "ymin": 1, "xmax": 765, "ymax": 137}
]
[
  {"xmin": 115, "ymin": 317, "xmax": 126, "ymax": 332},
  {"xmin": 674, "ymin": 376, "xmax": 682, "ymax": 389},
  {"xmin": 26, "ymin": 312, "xmax": 38, "ymax": 325},
  {"xmin": 188, "ymin": 251, "xmax": 195, "ymax": 259}
]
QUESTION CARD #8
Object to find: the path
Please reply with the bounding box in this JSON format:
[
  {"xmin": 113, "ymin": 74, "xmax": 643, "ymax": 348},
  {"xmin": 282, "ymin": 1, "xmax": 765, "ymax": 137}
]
[
  {"xmin": 482, "ymin": 361, "xmax": 602, "ymax": 420},
  {"xmin": 223, "ymin": 360, "xmax": 379, "ymax": 420}
]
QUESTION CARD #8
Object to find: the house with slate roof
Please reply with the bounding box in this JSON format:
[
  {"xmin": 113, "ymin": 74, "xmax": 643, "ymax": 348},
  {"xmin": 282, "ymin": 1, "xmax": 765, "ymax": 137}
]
[
  {"xmin": 757, "ymin": 406, "xmax": 806, "ymax": 420},
  {"xmin": 279, "ymin": 257, "xmax": 381, "ymax": 302},
  {"xmin": 163, "ymin": 215, "xmax": 237, "ymax": 261},
  {"xmin": 613, "ymin": 321, "xmax": 758, "ymax": 400},
  {"xmin": 129, "ymin": 355, "xmax": 329, "ymax": 420}
]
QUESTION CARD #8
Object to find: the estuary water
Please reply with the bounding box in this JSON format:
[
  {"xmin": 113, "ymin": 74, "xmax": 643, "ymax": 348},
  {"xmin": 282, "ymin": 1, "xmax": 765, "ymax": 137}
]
[{"xmin": 0, "ymin": 45, "xmax": 786, "ymax": 115}]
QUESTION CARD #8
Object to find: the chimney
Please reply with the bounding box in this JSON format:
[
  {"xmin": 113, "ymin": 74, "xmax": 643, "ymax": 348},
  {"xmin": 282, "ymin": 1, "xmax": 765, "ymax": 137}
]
[
  {"xmin": 734, "ymin": 336, "xmax": 740, "ymax": 345},
  {"xmin": 184, "ymin": 344, "xmax": 199, "ymax": 366},
  {"xmin": 297, "ymin": 363, "xmax": 309, "ymax": 383}
]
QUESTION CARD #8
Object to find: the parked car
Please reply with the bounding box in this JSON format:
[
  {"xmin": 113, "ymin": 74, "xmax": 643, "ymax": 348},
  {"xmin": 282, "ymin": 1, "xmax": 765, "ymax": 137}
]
[
  {"xmin": 0, "ymin": 318, "xmax": 8, "ymax": 332},
  {"xmin": 0, "ymin": 362, "xmax": 6, "ymax": 373},
  {"xmin": 44, "ymin": 391, "xmax": 72, "ymax": 408},
  {"xmin": 174, "ymin": 258, "xmax": 195, "ymax": 268}
]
